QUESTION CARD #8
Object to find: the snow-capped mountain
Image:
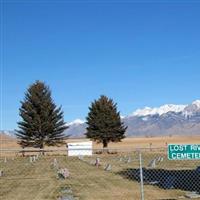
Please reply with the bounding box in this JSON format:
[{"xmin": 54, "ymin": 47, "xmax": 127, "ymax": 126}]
[
  {"xmin": 191, "ymin": 100, "xmax": 200, "ymax": 108},
  {"xmin": 128, "ymin": 100, "xmax": 200, "ymax": 119},
  {"xmin": 65, "ymin": 119, "xmax": 87, "ymax": 137},
  {"xmin": 66, "ymin": 119, "xmax": 85, "ymax": 126},
  {"xmin": 63, "ymin": 100, "xmax": 200, "ymax": 137},
  {"xmin": 122, "ymin": 100, "xmax": 200, "ymax": 136},
  {"xmin": 183, "ymin": 100, "xmax": 200, "ymax": 117},
  {"xmin": 131, "ymin": 104, "xmax": 187, "ymax": 117}
]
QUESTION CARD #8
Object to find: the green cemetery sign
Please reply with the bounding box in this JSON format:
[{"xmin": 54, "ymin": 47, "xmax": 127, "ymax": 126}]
[{"xmin": 168, "ymin": 144, "xmax": 200, "ymax": 160}]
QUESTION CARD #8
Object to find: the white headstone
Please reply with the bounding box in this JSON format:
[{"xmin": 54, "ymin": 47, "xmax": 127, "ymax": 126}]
[
  {"xmin": 104, "ymin": 164, "xmax": 112, "ymax": 171},
  {"xmin": 78, "ymin": 155, "xmax": 84, "ymax": 160},
  {"xmin": 33, "ymin": 156, "xmax": 36, "ymax": 162},
  {"xmin": 148, "ymin": 159, "xmax": 156, "ymax": 168},
  {"xmin": 29, "ymin": 156, "xmax": 33, "ymax": 163},
  {"xmin": 53, "ymin": 158, "xmax": 58, "ymax": 168},
  {"xmin": 127, "ymin": 157, "xmax": 132, "ymax": 163},
  {"xmin": 155, "ymin": 156, "xmax": 164, "ymax": 164},
  {"xmin": 4, "ymin": 157, "xmax": 7, "ymax": 163}
]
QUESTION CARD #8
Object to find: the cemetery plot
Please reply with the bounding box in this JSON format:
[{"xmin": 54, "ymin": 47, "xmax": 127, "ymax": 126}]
[{"xmin": 0, "ymin": 151, "xmax": 200, "ymax": 200}]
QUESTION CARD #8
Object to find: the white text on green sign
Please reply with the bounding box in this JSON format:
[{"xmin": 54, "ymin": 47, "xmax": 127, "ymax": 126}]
[{"xmin": 168, "ymin": 144, "xmax": 200, "ymax": 160}]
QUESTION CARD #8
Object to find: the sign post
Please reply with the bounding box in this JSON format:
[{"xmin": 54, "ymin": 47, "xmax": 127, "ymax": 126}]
[
  {"xmin": 168, "ymin": 144, "xmax": 200, "ymax": 160},
  {"xmin": 139, "ymin": 152, "xmax": 144, "ymax": 200}
]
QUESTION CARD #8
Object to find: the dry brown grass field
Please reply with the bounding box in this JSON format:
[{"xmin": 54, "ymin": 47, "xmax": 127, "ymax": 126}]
[{"xmin": 1, "ymin": 134, "xmax": 200, "ymax": 151}]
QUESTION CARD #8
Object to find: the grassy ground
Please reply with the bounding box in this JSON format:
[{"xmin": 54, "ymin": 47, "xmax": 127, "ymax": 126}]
[
  {"xmin": 1, "ymin": 135, "xmax": 200, "ymax": 199},
  {"xmin": 1, "ymin": 152, "xmax": 200, "ymax": 200}
]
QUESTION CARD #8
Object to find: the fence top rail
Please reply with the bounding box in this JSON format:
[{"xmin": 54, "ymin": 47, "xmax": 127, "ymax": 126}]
[{"xmin": 0, "ymin": 147, "xmax": 167, "ymax": 152}]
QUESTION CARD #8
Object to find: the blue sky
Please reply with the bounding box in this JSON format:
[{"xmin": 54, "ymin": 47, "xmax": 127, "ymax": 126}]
[{"xmin": 1, "ymin": 1, "xmax": 200, "ymax": 130}]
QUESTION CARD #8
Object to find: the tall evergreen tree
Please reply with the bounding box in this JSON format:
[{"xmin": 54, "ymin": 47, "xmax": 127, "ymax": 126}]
[
  {"xmin": 85, "ymin": 95, "xmax": 127, "ymax": 148},
  {"xmin": 16, "ymin": 81, "xmax": 68, "ymax": 149}
]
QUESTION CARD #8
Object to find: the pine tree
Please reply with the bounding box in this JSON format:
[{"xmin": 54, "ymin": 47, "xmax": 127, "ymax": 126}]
[
  {"xmin": 85, "ymin": 95, "xmax": 127, "ymax": 148},
  {"xmin": 15, "ymin": 81, "xmax": 68, "ymax": 150}
]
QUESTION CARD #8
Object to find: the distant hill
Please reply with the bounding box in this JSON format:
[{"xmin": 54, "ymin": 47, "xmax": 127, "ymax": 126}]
[{"xmin": 65, "ymin": 119, "xmax": 87, "ymax": 138}]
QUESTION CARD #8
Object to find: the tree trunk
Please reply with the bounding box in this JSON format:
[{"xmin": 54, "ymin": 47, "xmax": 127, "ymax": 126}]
[
  {"xmin": 40, "ymin": 143, "xmax": 45, "ymax": 156},
  {"xmin": 22, "ymin": 147, "xmax": 25, "ymax": 157},
  {"xmin": 103, "ymin": 140, "xmax": 108, "ymax": 148},
  {"xmin": 103, "ymin": 140, "xmax": 108, "ymax": 153}
]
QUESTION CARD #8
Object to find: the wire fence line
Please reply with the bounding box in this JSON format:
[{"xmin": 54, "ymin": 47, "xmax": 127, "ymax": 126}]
[{"xmin": 0, "ymin": 147, "xmax": 200, "ymax": 200}]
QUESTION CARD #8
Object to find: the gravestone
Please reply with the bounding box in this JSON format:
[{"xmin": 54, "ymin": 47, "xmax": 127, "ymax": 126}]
[
  {"xmin": 147, "ymin": 158, "xmax": 156, "ymax": 168},
  {"xmin": 104, "ymin": 164, "xmax": 112, "ymax": 171},
  {"xmin": 160, "ymin": 157, "xmax": 164, "ymax": 162},
  {"xmin": 155, "ymin": 156, "xmax": 164, "ymax": 165},
  {"xmin": 54, "ymin": 158, "xmax": 58, "ymax": 168},
  {"xmin": 57, "ymin": 168, "xmax": 70, "ymax": 179},
  {"xmin": 60, "ymin": 187, "xmax": 73, "ymax": 194},
  {"xmin": 155, "ymin": 156, "xmax": 161, "ymax": 164},
  {"xmin": 95, "ymin": 157, "xmax": 100, "ymax": 167},
  {"xmin": 29, "ymin": 156, "xmax": 33, "ymax": 163},
  {"xmin": 33, "ymin": 156, "xmax": 36, "ymax": 162},
  {"xmin": 4, "ymin": 157, "xmax": 7, "ymax": 163},
  {"xmin": 0, "ymin": 170, "xmax": 3, "ymax": 177},
  {"xmin": 78, "ymin": 155, "xmax": 84, "ymax": 160},
  {"xmin": 57, "ymin": 195, "xmax": 77, "ymax": 200},
  {"xmin": 126, "ymin": 157, "xmax": 132, "ymax": 163},
  {"xmin": 55, "ymin": 159, "xmax": 60, "ymax": 170},
  {"xmin": 90, "ymin": 160, "xmax": 96, "ymax": 165}
]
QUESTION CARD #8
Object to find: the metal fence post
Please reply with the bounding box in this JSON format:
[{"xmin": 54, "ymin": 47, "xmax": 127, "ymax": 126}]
[{"xmin": 139, "ymin": 151, "xmax": 144, "ymax": 200}]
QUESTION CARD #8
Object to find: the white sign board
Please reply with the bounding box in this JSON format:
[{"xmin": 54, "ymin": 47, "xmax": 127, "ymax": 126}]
[{"xmin": 67, "ymin": 141, "xmax": 92, "ymax": 156}]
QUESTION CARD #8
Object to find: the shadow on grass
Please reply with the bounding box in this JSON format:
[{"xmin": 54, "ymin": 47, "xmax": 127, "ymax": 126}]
[{"xmin": 117, "ymin": 167, "xmax": 200, "ymax": 193}]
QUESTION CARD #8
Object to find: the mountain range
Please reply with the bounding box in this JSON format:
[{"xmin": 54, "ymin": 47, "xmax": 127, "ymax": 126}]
[
  {"xmin": 2, "ymin": 100, "xmax": 200, "ymax": 138},
  {"xmin": 64, "ymin": 100, "xmax": 200, "ymax": 137}
]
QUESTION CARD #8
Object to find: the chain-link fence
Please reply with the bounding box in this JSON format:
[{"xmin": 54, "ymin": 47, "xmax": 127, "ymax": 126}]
[{"xmin": 0, "ymin": 147, "xmax": 200, "ymax": 200}]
